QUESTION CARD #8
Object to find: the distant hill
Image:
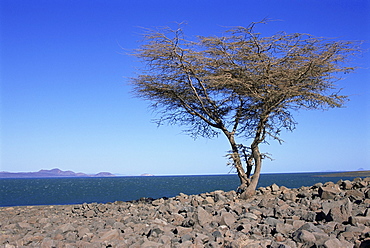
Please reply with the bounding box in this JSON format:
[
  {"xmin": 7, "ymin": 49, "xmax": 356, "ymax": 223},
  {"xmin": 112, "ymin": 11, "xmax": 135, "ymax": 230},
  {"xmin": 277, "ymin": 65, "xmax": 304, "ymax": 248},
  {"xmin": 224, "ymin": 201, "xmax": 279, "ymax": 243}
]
[
  {"xmin": 140, "ymin": 173, "xmax": 154, "ymax": 176},
  {"xmin": 0, "ymin": 168, "xmax": 116, "ymax": 178}
]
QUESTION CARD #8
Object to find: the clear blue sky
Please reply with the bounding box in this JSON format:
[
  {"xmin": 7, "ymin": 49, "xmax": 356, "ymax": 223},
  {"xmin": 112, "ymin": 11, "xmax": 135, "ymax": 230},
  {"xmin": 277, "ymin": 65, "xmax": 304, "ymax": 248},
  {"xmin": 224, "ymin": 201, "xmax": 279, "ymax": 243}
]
[{"xmin": 1, "ymin": 0, "xmax": 369, "ymax": 175}]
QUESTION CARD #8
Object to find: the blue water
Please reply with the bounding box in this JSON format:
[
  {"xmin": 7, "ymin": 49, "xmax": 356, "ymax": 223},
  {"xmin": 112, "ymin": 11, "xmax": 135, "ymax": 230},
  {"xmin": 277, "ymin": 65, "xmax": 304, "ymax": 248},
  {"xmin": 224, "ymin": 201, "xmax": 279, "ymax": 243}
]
[{"xmin": 0, "ymin": 173, "xmax": 364, "ymax": 207}]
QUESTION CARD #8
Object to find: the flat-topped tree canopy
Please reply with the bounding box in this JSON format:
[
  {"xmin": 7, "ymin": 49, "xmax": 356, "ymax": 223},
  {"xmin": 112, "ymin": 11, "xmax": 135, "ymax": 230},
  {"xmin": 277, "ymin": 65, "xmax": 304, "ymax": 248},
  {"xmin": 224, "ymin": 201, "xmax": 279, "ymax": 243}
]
[{"xmin": 131, "ymin": 21, "xmax": 361, "ymax": 198}]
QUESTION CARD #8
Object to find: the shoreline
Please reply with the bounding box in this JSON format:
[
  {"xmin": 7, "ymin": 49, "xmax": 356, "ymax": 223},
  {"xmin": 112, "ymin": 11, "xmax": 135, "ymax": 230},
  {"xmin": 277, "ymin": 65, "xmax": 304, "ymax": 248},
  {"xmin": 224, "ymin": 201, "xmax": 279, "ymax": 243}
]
[
  {"xmin": 1, "ymin": 178, "xmax": 370, "ymax": 247},
  {"xmin": 316, "ymin": 170, "xmax": 370, "ymax": 177}
]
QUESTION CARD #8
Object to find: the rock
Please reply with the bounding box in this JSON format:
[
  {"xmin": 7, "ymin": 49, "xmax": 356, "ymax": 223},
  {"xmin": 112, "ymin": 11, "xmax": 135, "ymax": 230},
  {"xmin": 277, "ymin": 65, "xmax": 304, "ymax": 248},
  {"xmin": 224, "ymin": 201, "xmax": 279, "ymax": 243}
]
[
  {"xmin": 212, "ymin": 230, "xmax": 222, "ymax": 238},
  {"xmin": 175, "ymin": 226, "xmax": 192, "ymax": 236},
  {"xmin": 312, "ymin": 232, "xmax": 330, "ymax": 246},
  {"xmin": 158, "ymin": 235, "xmax": 171, "ymax": 245},
  {"xmin": 203, "ymin": 196, "xmax": 214, "ymax": 204},
  {"xmin": 195, "ymin": 206, "xmax": 211, "ymax": 227},
  {"xmin": 296, "ymin": 190, "xmax": 311, "ymax": 199},
  {"xmin": 365, "ymin": 189, "xmax": 370, "ymax": 198},
  {"xmin": 350, "ymin": 216, "xmax": 370, "ymax": 225},
  {"xmin": 141, "ymin": 240, "xmax": 162, "ymax": 248},
  {"xmin": 323, "ymin": 238, "xmax": 352, "ymax": 248},
  {"xmin": 316, "ymin": 222, "xmax": 336, "ymax": 234},
  {"xmin": 243, "ymin": 212, "xmax": 259, "ymax": 221},
  {"xmin": 83, "ymin": 209, "xmax": 95, "ymax": 218},
  {"xmin": 58, "ymin": 223, "xmax": 75, "ymax": 233},
  {"xmin": 179, "ymin": 240, "xmax": 194, "ymax": 247},
  {"xmin": 270, "ymin": 241, "xmax": 292, "ymax": 248},
  {"xmin": 40, "ymin": 238, "xmax": 56, "ymax": 248},
  {"xmin": 194, "ymin": 232, "xmax": 209, "ymax": 244},
  {"xmin": 319, "ymin": 185, "xmax": 341, "ymax": 200},
  {"xmin": 98, "ymin": 229, "xmax": 120, "ymax": 242},
  {"xmin": 292, "ymin": 229, "xmax": 316, "ymax": 245},
  {"xmin": 236, "ymin": 223, "xmax": 252, "ymax": 234},
  {"xmin": 264, "ymin": 217, "xmax": 283, "ymax": 227},
  {"xmin": 340, "ymin": 180, "xmax": 353, "ymax": 190},
  {"xmin": 281, "ymin": 191, "xmax": 297, "ymax": 202},
  {"xmin": 214, "ymin": 190, "xmax": 227, "ymax": 202},
  {"xmin": 219, "ymin": 211, "xmax": 236, "ymax": 227},
  {"xmin": 345, "ymin": 189, "xmax": 365, "ymax": 201},
  {"xmin": 17, "ymin": 221, "xmax": 32, "ymax": 230},
  {"xmin": 364, "ymin": 208, "xmax": 370, "ymax": 217},
  {"xmin": 225, "ymin": 190, "xmax": 237, "ymax": 200},
  {"xmin": 275, "ymin": 222, "xmax": 293, "ymax": 235},
  {"xmin": 78, "ymin": 227, "xmax": 91, "ymax": 237},
  {"xmin": 170, "ymin": 213, "xmax": 185, "ymax": 225},
  {"xmin": 270, "ymin": 183, "xmax": 280, "ymax": 192},
  {"xmin": 298, "ymin": 209, "xmax": 316, "ymax": 222},
  {"xmin": 354, "ymin": 179, "xmax": 368, "ymax": 188},
  {"xmin": 313, "ymin": 182, "xmax": 323, "ymax": 188},
  {"xmin": 151, "ymin": 198, "xmax": 164, "ymax": 206},
  {"xmin": 326, "ymin": 198, "xmax": 352, "ymax": 223},
  {"xmin": 298, "ymin": 222, "xmax": 323, "ymax": 233},
  {"xmin": 257, "ymin": 186, "xmax": 269, "ymax": 195},
  {"xmin": 147, "ymin": 227, "xmax": 165, "ymax": 238}
]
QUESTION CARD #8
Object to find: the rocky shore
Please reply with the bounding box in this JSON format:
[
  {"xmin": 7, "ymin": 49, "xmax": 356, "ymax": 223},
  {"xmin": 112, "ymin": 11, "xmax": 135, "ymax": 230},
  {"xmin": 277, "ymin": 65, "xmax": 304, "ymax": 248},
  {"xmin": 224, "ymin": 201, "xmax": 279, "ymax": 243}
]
[{"xmin": 1, "ymin": 178, "xmax": 370, "ymax": 247}]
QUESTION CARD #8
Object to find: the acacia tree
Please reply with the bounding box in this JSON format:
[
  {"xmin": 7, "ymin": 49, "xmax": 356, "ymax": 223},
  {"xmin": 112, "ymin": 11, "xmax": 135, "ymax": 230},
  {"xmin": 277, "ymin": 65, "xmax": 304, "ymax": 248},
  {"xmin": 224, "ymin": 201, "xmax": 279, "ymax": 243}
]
[{"xmin": 131, "ymin": 22, "xmax": 360, "ymax": 198}]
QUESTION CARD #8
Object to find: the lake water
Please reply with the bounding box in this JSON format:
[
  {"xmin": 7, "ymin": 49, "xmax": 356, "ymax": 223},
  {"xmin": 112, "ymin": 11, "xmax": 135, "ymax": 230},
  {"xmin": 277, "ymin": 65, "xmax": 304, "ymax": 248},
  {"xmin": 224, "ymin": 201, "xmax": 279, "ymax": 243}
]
[{"xmin": 0, "ymin": 172, "xmax": 363, "ymax": 207}]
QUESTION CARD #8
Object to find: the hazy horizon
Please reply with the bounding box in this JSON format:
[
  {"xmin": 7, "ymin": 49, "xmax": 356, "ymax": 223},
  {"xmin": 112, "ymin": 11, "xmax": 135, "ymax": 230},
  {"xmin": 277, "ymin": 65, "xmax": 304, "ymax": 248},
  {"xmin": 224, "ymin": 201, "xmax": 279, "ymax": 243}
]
[{"xmin": 1, "ymin": 167, "xmax": 369, "ymax": 177}]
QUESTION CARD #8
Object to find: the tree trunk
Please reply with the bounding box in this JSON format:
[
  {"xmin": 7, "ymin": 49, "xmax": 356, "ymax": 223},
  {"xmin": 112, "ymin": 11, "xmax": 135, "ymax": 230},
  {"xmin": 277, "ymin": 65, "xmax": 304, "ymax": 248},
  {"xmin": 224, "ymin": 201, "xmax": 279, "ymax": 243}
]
[
  {"xmin": 223, "ymin": 128, "xmax": 263, "ymax": 199},
  {"xmin": 238, "ymin": 116, "xmax": 267, "ymax": 198},
  {"xmin": 240, "ymin": 144, "xmax": 262, "ymax": 199},
  {"xmin": 223, "ymin": 131, "xmax": 249, "ymax": 188}
]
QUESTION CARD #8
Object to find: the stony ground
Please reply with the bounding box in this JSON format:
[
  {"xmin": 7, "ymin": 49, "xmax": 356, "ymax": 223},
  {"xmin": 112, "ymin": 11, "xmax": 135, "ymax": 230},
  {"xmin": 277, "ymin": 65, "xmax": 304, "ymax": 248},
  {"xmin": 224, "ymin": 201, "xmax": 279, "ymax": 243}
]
[{"xmin": 1, "ymin": 178, "xmax": 370, "ymax": 247}]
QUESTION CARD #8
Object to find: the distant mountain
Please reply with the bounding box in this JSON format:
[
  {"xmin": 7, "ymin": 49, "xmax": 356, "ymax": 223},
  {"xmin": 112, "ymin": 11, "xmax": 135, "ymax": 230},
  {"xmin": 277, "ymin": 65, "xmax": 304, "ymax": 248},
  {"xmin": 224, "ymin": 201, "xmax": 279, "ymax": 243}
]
[
  {"xmin": 0, "ymin": 168, "xmax": 116, "ymax": 178},
  {"xmin": 140, "ymin": 173, "xmax": 154, "ymax": 176}
]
